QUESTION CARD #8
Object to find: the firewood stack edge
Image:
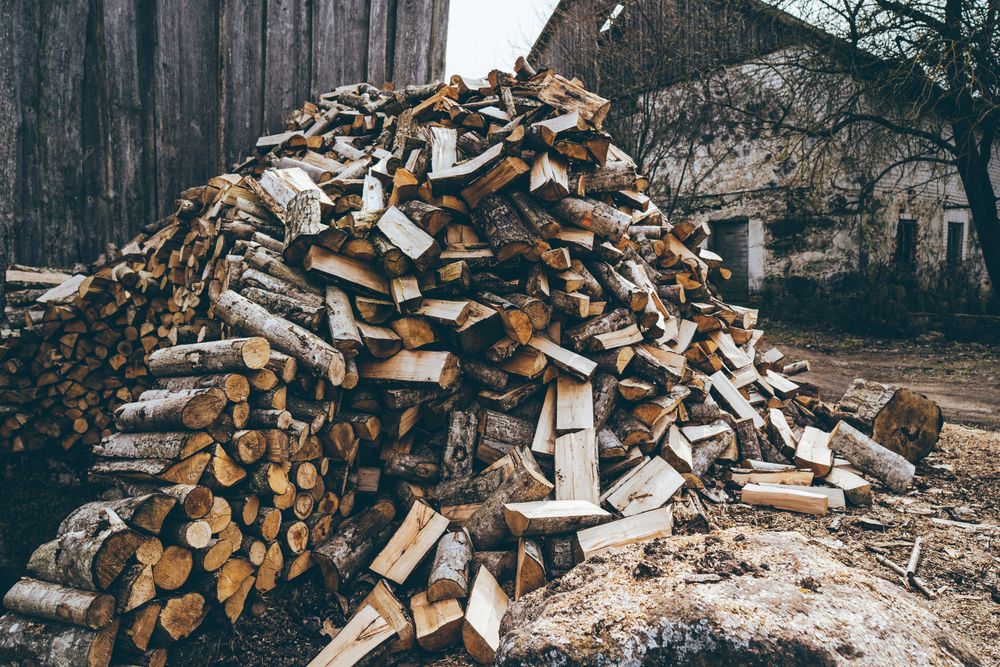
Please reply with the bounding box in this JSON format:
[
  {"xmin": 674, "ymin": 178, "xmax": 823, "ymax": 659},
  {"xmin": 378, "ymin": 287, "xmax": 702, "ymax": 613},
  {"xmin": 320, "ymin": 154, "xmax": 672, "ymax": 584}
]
[{"xmin": 0, "ymin": 58, "xmax": 942, "ymax": 667}]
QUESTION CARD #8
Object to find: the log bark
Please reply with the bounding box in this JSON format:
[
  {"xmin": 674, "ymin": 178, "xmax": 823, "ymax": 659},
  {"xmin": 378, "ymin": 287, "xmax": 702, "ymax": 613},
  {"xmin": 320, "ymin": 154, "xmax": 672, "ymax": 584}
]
[
  {"xmin": 324, "ymin": 285, "xmax": 362, "ymax": 351},
  {"xmin": 465, "ymin": 448, "xmax": 553, "ymax": 549},
  {"xmin": 427, "ymin": 529, "xmax": 473, "ymax": 601},
  {"xmin": 59, "ymin": 494, "xmax": 176, "ymax": 536},
  {"xmin": 27, "ymin": 519, "xmax": 143, "ymax": 592},
  {"xmin": 114, "ymin": 389, "xmax": 227, "ymax": 432},
  {"xmin": 312, "ymin": 498, "xmax": 397, "ymax": 591},
  {"xmin": 442, "ymin": 409, "xmax": 478, "ymax": 480},
  {"xmin": 0, "ymin": 613, "xmax": 119, "ymax": 667},
  {"xmin": 2, "ymin": 578, "xmax": 115, "ymax": 629},
  {"xmin": 473, "ymin": 194, "xmax": 539, "ymax": 261},
  {"xmin": 836, "ymin": 378, "xmax": 943, "ymax": 463},
  {"xmin": 829, "ymin": 420, "xmax": 915, "ymax": 493},
  {"xmin": 213, "ymin": 289, "xmax": 345, "ymax": 385},
  {"xmin": 147, "ymin": 338, "xmax": 271, "ymax": 376},
  {"xmin": 551, "ymin": 197, "xmax": 630, "ymax": 241}
]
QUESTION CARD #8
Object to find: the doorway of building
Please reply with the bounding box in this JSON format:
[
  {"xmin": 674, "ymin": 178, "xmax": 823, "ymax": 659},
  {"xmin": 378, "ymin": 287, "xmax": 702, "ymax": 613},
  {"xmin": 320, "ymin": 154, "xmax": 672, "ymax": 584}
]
[{"xmin": 709, "ymin": 218, "xmax": 749, "ymax": 304}]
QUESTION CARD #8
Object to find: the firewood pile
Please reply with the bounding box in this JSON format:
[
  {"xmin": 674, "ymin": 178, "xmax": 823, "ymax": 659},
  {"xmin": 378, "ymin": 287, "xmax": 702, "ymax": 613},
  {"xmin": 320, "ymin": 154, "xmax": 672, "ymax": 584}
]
[{"xmin": 0, "ymin": 58, "xmax": 943, "ymax": 667}]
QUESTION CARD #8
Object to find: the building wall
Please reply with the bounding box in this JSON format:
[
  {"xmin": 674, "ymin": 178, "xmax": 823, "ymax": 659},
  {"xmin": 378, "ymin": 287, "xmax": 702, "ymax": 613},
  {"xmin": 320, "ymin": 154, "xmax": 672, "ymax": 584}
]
[{"xmin": 0, "ymin": 0, "xmax": 449, "ymax": 268}]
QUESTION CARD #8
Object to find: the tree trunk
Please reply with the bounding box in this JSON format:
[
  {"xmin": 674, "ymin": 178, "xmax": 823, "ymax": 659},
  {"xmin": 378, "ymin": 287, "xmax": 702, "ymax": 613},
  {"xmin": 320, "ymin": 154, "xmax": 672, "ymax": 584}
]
[{"xmin": 954, "ymin": 121, "xmax": 1000, "ymax": 305}]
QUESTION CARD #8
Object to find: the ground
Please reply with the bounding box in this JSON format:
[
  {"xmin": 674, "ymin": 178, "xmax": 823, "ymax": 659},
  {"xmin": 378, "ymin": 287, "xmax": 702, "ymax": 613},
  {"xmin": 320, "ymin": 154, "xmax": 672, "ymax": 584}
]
[
  {"xmin": 765, "ymin": 320, "xmax": 1000, "ymax": 429},
  {"xmin": 2, "ymin": 324, "xmax": 998, "ymax": 665}
]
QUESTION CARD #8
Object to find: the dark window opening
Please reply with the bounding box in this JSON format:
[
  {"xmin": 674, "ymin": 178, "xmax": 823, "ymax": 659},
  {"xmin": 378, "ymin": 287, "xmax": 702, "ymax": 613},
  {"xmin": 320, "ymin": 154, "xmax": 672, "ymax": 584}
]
[
  {"xmin": 946, "ymin": 222, "xmax": 964, "ymax": 269},
  {"xmin": 895, "ymin": 218, "xmax": 917, "ymax": 267}
]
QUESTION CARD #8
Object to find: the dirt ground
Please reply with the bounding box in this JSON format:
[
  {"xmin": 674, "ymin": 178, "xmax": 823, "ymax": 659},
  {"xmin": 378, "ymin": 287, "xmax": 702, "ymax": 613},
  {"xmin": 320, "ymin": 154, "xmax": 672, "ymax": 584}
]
[
  {"xmin": 765, "ymin": 321, "xmax": 1000, "ymax": 429},
  {"xmin": 712, "ymin": 422, "xmax": 1000, "ymax": 665}
]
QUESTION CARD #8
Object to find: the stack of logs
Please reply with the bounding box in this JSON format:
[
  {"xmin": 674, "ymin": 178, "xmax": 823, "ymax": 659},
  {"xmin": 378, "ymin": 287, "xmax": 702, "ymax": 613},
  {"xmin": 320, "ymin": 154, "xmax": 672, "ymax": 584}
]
[{"xmin": 0, "ymin": 58, "xmax": 943, "ymax": 667}]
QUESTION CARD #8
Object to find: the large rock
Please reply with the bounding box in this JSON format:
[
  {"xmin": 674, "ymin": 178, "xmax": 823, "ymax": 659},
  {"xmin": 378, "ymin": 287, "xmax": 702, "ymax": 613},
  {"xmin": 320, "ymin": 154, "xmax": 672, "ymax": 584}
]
[{"xmin": 497, "ymin": 529, "xmax": 979, "ymax": 666}]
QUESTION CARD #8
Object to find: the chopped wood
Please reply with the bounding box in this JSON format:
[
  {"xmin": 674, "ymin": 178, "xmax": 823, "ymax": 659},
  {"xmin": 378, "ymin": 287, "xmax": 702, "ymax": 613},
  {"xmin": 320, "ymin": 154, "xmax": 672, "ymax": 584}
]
[
  {"xmin": 741, "ymin": 483, "xmax": 829, "ymax": 515},
  {"xmin": 462, "ymin": 565, "xmax": 509, "ymax": 664}
]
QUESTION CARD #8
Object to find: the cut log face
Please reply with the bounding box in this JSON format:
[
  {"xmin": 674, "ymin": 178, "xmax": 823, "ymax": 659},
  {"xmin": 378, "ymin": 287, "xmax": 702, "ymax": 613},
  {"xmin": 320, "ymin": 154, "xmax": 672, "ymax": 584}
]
[
  {"xmin": 413, "ymin": 591, "xmax": 464, "ymax": 651},
  {"xmin": 462, "ymin": 565, "xmax": 509, "ymax": 664},
  {"xmin": 836, "ymin": 379, "xmax": 943, "ymax": 463}
]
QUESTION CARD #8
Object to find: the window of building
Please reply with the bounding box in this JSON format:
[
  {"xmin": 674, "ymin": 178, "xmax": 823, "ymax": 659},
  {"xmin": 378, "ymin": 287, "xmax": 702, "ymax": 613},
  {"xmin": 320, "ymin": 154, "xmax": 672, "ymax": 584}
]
[
  {"xmin": 895, "ymin": 218, "xmax": 917, "ymax": 266},
  {"xmin": 946, "ymin": 221, "xmax": 965, "ymax": 268}
]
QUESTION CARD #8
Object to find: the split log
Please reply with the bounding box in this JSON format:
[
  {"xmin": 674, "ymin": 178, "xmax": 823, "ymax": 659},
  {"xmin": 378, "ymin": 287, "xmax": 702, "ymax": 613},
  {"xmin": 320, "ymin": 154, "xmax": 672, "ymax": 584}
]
[
  {"xmin": 412, "ymin": 591, "xmax": 463, "ymax": 651},
  {"xmin": 462, "ymin": 566, "xmax": 509, "ymax": 664},
  {"xmin": 313, "ymin": 499, "xmax": 397, "ymax": 590},
  {"xmin": 370, "ymin": 501, "xmax": 450, "ymax": 584},
  {"xmin": 515, "ymin": 538, "xmax": 546, "ymax": 599},
  {"xmin": 465, "ymin": 448, "xmax": 553, "ymax": 549},
  {"xmin": 503, "ymin": 500, "xmax": 609, "ymax": 536}
]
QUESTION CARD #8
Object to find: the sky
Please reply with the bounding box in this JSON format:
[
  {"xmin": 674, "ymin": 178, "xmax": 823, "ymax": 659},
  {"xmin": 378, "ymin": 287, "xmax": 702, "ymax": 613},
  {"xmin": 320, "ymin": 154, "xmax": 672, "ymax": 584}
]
[{"xmin": 445, "ymin": 0, "xmax": 561, "ymax": 79}]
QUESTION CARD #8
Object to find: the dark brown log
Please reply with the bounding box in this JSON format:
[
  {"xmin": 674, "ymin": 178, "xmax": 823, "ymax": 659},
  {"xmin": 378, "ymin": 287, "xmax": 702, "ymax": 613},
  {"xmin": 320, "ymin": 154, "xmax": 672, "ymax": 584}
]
[
  {"xmin": 465, "ymin": 448, "xmax": 553, "ymax": 549},
  {"xmin": 313, "ymin": 499, "xmax": 397, "ymax": 591},
  {"xmin": 472, "ymin": 194, "xmax": 539, "ymax": 262}
]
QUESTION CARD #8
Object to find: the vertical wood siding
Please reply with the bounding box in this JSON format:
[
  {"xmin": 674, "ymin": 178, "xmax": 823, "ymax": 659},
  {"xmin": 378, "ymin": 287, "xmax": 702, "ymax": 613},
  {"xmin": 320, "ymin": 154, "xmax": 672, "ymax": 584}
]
[{"xmin": 0, "ymin": 0, "xmax": 450, "ymax": 267}]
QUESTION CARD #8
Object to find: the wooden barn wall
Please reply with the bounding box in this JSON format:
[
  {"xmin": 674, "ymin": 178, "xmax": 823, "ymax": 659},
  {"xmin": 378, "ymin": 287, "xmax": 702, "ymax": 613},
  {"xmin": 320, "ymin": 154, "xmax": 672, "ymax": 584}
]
[{"xmin": 0, "ymin": 0, "xmax": 450, "ymax": 268}]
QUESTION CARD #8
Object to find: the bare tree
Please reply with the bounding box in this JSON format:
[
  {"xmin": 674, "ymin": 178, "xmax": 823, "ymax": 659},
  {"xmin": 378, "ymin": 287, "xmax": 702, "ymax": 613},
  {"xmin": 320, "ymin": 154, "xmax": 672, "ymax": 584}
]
[{"xmin": 694, "ymin": 0, "xmax": 999, "ymax": 288}]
